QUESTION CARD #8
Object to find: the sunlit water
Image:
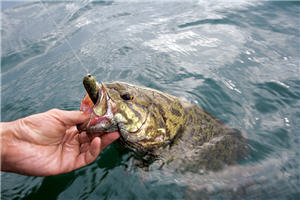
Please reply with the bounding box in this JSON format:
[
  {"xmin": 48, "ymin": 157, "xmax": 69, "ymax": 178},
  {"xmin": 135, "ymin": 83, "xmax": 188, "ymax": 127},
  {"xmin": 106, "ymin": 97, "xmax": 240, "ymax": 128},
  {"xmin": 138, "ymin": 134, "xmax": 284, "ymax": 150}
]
[{"xmin": 1, "ymin": 1, "xmax": 299, "ymax": 199}]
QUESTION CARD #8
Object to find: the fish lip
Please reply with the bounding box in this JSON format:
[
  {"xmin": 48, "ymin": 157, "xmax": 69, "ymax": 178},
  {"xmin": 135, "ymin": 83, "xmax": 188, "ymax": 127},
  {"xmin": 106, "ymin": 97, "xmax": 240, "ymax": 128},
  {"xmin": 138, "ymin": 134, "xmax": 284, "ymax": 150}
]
[{"xmin": 85, "ymin": 83, "xmax": 115, "ymax": 133}]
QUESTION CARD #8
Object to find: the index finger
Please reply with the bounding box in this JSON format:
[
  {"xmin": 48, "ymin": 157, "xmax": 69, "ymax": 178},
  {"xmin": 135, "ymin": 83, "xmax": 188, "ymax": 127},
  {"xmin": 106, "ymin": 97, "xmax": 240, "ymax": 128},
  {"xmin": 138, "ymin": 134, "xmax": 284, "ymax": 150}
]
[{"xmin": 100, "ymin": 132, "xmax": 121, "ymax": 150}]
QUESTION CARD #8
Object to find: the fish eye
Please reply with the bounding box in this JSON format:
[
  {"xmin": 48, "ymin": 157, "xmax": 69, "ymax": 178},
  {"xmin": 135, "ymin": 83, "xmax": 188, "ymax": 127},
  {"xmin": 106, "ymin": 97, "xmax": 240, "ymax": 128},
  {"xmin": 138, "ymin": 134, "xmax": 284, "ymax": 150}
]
[{"xmin": 121, "ymin": 93, "xmax": 134, "ymax": 100}]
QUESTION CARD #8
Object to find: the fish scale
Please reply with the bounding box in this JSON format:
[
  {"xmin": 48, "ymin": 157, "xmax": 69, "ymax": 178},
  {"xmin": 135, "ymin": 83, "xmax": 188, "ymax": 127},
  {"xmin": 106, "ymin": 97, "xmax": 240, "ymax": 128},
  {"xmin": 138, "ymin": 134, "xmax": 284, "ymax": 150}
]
[{"xmin": 79, "ymin": 75, "xmax": 248, "ymax": 172}]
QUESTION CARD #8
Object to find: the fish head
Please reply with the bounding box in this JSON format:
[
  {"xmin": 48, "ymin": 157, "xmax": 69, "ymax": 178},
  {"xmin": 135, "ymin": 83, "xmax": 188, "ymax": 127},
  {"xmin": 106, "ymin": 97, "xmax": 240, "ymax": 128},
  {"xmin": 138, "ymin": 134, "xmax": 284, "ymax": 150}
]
[{"xmin": 80, "ymin": 80, "xmax": 186, "ymax": 154}]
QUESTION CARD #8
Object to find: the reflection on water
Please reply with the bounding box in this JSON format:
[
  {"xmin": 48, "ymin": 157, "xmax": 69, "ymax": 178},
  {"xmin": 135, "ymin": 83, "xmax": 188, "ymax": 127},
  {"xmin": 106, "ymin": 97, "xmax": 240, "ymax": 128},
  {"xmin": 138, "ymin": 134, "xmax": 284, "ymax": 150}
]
[{"xmin": 1, "ymin": 1, "xmax": 300, "ymax": 199}]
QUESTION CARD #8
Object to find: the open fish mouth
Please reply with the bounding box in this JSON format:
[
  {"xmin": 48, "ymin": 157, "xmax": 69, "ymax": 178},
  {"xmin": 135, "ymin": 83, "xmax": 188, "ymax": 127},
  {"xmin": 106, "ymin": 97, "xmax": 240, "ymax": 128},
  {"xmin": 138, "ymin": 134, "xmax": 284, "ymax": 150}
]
[{"xmin": 77, "ymin": 83, "xmax": 117, "ymax": 134}]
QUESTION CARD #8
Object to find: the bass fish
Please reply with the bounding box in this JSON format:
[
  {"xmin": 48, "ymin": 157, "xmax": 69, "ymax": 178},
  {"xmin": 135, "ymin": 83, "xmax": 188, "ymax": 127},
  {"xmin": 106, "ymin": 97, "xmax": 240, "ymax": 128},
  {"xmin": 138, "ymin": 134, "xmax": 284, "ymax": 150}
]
[{"xmin": 78, "ymin": 74, "xmax": 247, "ymax": 172}]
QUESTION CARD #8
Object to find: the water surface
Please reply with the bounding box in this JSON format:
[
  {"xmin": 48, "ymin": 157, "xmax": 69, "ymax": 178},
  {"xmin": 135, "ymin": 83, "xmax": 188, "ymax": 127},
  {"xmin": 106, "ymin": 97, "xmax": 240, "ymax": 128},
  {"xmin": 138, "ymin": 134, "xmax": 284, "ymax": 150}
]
[{"xmin": 1, "ymin": 1, "xmax": 300, "ymax": 199}]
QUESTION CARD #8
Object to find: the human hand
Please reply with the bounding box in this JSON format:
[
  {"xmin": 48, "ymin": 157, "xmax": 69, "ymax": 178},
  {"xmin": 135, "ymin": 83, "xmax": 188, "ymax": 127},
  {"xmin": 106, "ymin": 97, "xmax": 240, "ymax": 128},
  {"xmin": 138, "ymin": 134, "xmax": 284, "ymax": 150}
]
[{"xmin": 1, "ymin": 109, "xmax": 120, "ymax": 176}]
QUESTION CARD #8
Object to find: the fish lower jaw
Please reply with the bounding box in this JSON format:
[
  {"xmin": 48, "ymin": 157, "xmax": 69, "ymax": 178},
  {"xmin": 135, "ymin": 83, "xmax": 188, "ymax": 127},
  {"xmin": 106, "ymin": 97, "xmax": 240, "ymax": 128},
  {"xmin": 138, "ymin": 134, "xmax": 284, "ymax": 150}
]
[
  {"xmin": 87, "ymin": 124, "xmax": 108, "ymax": 133},
  {"xmin": 87, "ymin": 121, "xmax": 118, "ymax": 133}
]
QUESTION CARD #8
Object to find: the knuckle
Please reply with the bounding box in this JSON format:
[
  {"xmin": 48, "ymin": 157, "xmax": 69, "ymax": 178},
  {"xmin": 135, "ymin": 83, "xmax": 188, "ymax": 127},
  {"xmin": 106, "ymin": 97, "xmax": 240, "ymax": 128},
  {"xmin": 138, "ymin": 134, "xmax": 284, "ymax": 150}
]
[{"xmin": 49, "ymin": 108, "xmax": 61, "ymax": 114}]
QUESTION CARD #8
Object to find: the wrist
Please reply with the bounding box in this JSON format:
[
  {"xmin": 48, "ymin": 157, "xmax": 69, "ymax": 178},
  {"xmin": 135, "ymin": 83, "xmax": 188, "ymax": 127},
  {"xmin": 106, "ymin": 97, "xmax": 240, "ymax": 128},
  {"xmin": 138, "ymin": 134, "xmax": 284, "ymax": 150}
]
[{"xmin": 1, "ymin": 120, "xmax": 20, "ymax": 172}]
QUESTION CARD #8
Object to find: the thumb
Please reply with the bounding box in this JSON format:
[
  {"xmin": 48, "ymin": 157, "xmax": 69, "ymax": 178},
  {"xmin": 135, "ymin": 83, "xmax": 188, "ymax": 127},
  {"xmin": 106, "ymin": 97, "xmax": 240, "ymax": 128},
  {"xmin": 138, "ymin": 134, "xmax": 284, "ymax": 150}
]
[{"xmin": 48, "ymin": 109, "xmax": 90, "ymax": 126}]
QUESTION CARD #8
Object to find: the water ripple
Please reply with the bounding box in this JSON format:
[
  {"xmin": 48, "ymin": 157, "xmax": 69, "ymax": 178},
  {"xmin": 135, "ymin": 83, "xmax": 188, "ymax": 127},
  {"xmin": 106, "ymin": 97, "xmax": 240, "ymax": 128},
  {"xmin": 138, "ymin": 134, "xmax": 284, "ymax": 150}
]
[
  {"xmin": 2, "ymin": 1, "xmax": 300, "ymax": 200},
  {"xmin": 178, "ymin": 18, "xmax": 236, "ymax": 28}
]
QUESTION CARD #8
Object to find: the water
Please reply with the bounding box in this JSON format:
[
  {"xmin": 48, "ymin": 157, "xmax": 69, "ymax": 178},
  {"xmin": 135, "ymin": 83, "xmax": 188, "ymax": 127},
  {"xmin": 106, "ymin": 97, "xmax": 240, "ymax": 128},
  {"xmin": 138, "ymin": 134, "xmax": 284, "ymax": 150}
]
[{"xmin": 1, "ymin": 0, "xmax": 299, "ymax": 199}]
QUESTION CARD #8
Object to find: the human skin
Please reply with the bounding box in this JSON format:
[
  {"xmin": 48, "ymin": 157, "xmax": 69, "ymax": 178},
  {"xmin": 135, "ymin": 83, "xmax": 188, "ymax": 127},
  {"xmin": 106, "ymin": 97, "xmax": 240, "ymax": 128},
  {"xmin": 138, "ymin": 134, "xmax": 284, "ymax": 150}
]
[{"xmin": 0, "ymin": 109, "xmax": 120, "ymax": 176}]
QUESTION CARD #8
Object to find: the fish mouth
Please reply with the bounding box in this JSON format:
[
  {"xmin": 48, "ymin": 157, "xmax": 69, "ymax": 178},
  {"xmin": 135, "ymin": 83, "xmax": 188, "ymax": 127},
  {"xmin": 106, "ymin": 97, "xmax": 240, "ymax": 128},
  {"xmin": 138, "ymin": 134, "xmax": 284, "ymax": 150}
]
[{"xmin": 78, "ymin": 83, "xmax": 117, "ymax": 134}]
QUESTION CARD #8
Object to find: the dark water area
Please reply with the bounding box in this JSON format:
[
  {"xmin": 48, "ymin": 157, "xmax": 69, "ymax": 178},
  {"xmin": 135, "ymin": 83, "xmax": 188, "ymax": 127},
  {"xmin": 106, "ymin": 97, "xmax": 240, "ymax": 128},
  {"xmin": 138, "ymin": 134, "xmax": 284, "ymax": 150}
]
[{"xmin": 1, "ymin": 1, "xmax": 300, "ymax": 199}]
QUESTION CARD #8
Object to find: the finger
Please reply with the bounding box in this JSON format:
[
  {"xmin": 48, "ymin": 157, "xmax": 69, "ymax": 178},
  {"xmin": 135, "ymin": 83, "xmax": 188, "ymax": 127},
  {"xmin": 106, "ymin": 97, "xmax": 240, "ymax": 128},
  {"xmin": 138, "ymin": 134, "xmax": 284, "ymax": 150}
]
[
  {"xmin": 86, "ymin": 132, "xmax": 106, "ymax": 141},
  {"xmin": 63, "ymin": 126, "xmax": 79, "ymax": 144},
  {"xmin": 79, "ymin": 132, "xmax": 90, "ymax": 144},
  {"xmin": 79, "ymin": 131, "xmax": 113, "ymax": 144},
  {"xmin": 85, "ymin": 137, "xmax": 101, "ymax": 164},
  {"xmin": 80, "ymin": 143, "xmax": 90, "ymax": 153},
  {"xmin": 64, "ymin": 111, "xmax": 90, "ymax": 126},
  {"xmin": 49, "ymin": 109, "xmax": 90, "ymax": 126},
  {"xmin": 100, "ymin": 132, "xmax": 120, "ymax": 151}
]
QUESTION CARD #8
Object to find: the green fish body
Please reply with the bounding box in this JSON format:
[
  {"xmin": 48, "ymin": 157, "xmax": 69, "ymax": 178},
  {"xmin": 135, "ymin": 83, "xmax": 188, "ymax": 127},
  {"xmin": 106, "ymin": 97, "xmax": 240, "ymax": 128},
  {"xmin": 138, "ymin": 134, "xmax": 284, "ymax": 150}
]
[{"xmin": 79, "ymin": 75, "xmax": 247, "ymax": 172}]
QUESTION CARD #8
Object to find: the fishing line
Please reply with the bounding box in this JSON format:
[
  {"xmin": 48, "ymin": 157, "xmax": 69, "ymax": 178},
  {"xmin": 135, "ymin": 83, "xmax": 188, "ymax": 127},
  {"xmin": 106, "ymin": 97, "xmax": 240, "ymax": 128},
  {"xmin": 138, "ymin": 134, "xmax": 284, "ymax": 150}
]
[{"xmin": 38, "ymin": 0, "xmax": 89, "ymax": 73}]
